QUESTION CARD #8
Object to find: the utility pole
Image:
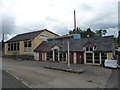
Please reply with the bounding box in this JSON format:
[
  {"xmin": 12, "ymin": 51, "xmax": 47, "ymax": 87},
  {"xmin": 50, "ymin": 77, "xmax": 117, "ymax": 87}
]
[{"xmin": 67, "ymin": 41, "xmax": 70, "ymax": 68}]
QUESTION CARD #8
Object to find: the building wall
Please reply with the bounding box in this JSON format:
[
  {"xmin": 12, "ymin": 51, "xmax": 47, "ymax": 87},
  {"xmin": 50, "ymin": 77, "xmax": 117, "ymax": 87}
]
[
  {"xmin": 4, "ymin": 40, "xmax": 33, "ymax": 55},
  {"xmin": 4, "ymin": 30, "xmax": 58, "ymax": 56},
  {"xmin": 107, "ymin": 52, "xmax": 113, "ymax": 59},
  {"xmin": 34, "ymin": 52, "xmax": 39, "ymax": 60},
  {"xmin": 4, "ymin": 43, "xmax": 8, "ymax": 55},
  {"xmin": 33, "ymin": 31, "xmax": 58, "ymax": 50},
  {"xmin": 19, "ymin": 41, "xmax": 24, "ymax": 55},
  {"xmin": 4, "ymin": 43, "xmax": 20, "ymax": 55}
]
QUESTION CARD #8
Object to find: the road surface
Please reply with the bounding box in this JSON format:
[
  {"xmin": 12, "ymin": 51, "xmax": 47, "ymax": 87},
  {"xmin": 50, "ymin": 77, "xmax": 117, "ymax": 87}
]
[
  {"xmin": 106, "ymin": 69, "xmax": 119, "ymax": 88},
  {"xmin": 2, "ymin": 70, "xmax": 29, "ymax": 88},
  {"xmin": 2, "ymin": 58, "xmax": 112, "ymax": 88}
]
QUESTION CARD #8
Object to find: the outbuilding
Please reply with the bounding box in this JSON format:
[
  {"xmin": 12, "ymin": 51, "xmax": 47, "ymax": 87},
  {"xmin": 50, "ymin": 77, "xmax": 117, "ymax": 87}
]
[{"xmin": 34, "ymin": 35, "xmax": 115, "ymax": 65}]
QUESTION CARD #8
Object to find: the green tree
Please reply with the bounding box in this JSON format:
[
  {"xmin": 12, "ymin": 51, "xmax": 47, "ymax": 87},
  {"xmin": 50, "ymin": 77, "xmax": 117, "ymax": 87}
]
[
  {"xmin": 69, "ymin": 27, "xmax": 95, "ymax": 38},
  {"xmin": 69, "ymin": 27, "xmax": 107, "ymax": 38},
  {"xmin": 85, "ymin": 28, "xmax": 96, "ymax": 37},
  {"xmin": 95, "ymin": 29, "xmax": 107, "ymax": 37}
]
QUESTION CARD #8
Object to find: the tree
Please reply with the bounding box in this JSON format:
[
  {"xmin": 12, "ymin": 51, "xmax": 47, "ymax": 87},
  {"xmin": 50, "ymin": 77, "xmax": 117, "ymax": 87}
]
[
  {"xmin": 69, "ymin": 27, "xmax": 107, "ymax": 38},
  {"xmin": 95, "ymin": 29, "xmax": 107, "ymax": 37},
  {"xmin": 69, "ymin": 27, "xmax": 95, "ymax": 38},
  {"xmin": 85, "ymin": 28, "xmax": 96, "ymax": 37}
]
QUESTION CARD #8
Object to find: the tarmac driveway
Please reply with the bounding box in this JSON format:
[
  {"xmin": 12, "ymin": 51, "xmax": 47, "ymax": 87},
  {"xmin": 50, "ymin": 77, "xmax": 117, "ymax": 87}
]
[{"xmin": 2, "ymin": 58, "xmax": 112, "ymax": 88}]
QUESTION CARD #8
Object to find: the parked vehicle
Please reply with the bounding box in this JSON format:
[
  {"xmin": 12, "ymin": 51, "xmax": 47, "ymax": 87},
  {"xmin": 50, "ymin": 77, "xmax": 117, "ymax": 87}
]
[{"xmin": 104, "ymin": 59, "xmax": 119, "ymax": 69}]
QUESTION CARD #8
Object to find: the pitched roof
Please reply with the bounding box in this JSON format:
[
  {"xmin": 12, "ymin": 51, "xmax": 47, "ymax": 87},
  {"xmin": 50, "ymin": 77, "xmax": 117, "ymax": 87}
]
[
  {"xmin": 6, "ymin": 29, "xmax": 59, "ymax": 42},
  {"xmin": 34, "ymin": 36, "xmax": 115, "ymax": 52},
  {"xmin": 35, "ymin": 41, "xmax": 48, "ymax": 52}
]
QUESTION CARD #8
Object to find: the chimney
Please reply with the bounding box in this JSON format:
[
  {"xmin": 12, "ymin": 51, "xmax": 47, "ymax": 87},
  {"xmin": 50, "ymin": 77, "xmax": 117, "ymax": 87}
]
[{"xmin": 74, "ymin": 10, "xmax": 76, "ymax": 31}]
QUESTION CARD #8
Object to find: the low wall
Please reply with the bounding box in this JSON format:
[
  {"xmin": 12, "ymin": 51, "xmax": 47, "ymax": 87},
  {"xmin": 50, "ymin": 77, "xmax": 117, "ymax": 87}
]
[{"xmin": 3, "ymin": 55, "xmax": 34, "ymax": 60}]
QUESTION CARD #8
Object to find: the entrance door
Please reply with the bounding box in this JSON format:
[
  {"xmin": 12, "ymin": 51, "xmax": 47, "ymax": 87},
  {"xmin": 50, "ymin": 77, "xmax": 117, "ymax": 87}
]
[
  {"xmin": 70, "ymin": 53, "xmax": 73, "ymax": 63},
  {"xmin": 54, "ymin": 49, "xmax": 58, "ymax": 61},
  {"xmin": 39, "ymin": 52, "xmax": 42, "ymax": 61},
  {"xmin": 77, "ymin": 52, "xmax": 84, "ymax": 64}
]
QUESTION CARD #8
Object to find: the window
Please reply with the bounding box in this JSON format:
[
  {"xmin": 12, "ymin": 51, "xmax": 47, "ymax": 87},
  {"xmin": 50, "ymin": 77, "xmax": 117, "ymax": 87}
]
[
  {"xmin": 24, "ymin": 40, "xmax": 31, "ymax": 53},
  {"xmin": 60, "ymin": 52, "xmax": 66, "ymax": 61},
  {"xmin": 28, "ymin": 41, "xmax": 31, "ymax": 47},
  {"xmin": 47, "ymin": 52, "xmax": 52, "ymax": 60},
  {"xmin": 86, "ymin": 47, "xmax": 89, "ymax": 51},
  {"xmin": 24, "ymin": 41, "xmax": 27, "ymax": 47},
  {"xmin": 40, "ymin": 35, "xmax": 48, "ymax": 38},
  {"xmin": 11, "ymin": 43, "xmax": 13, "ymax": 51},
  {"xmin": 8, "ymin": 42, "xmax": 19, "ymax": 51},
  {"xmin": 8, "ymin": 43, "xmax": 10, "ymax": 51},
  {"xmin": 94, "ymin": 53, "xmax": 100, "ymax": 63},
  {"xmin": 86, "ymin": 53, "xmax": 93, "ymax": 63},
  {"xmin": 14, "ymin": 43, "xmax": 16, "ymax": 51},
  {"xmin": 86, "ymin": 47, "xmax": 93, "ymax": 51},
  {"xmin": 101, "ymin": 53, "xmax": 107, "ymax": 60},
  {"xmin": 90, "ymin": 47, "xmax": 93, "ymax": 51},
  {"xmin": 17, "ymin": 42, "xmax": 19, "ymax": 50}
]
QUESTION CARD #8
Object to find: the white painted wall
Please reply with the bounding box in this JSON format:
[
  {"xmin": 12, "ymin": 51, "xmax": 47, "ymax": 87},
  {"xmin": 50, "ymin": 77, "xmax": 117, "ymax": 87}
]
[
  {"xmin": 34, "ymin": 52, "xmax": 39, "ymax": 60},
  {"xmin": 73, "ymin": 52, "xmax": 77, "ymax": 64}
]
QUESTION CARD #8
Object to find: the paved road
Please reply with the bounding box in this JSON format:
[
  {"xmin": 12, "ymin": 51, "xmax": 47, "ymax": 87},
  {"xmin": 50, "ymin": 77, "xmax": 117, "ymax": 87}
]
[
  {"xmin": 106, "ymin": 69, "xmax": 119, "ymax": 88},
  {"xmin": 2, "ymin": 58, "xmax": 112, "ymax": 88},
  {"xmin": 2, "ymin": 70, "xmax": 29, "ymax": 88}
]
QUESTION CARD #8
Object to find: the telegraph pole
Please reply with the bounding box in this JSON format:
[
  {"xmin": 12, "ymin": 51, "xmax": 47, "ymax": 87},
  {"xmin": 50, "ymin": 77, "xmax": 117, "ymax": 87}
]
[{"xmin": 67, "ymin": 41, "xmax": 70, "ymax": 68}]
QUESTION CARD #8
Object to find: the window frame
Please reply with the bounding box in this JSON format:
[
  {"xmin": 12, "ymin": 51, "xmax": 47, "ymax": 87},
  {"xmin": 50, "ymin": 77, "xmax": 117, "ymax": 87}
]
[
  {"xmin": 8, "ymin": 42, "xmax": 20, "ymax": 52},
  {"xmin": 85, "ymin": 47, "xmax": 93, "ymax": 52},
  {"xmin": 24, "ymin": 40, "xmax": 32, "ymax": 53}
]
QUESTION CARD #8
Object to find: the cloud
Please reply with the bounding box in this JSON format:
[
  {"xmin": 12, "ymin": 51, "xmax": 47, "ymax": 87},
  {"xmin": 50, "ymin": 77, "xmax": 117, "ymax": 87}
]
[
  {"xmin": 106, "ymin": 28, "xmax": 118, "ymax": 37},
  {"xmin": 0, "ymin": 0, "xmax": 119, "ymax": 41},
  {"xmin": 81, "ymin": 3, "xmax": 93, "ymax": 11},
  {"xmin": 1, "ymin": 11, "xmax": 16, "ymax": 41},
  {"xmin": 2, "ymin": 14, "xmax": 15, "ymax": 34}
]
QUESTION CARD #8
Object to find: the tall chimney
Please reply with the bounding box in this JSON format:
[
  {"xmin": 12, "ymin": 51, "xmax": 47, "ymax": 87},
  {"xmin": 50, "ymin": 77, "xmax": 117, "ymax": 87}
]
[{"xmin": 74, "ymin": 10, "xmax": 76, "ymax": 30}]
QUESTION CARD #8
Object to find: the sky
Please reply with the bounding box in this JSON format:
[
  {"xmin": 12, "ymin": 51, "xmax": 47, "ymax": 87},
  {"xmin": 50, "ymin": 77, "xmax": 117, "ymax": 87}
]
[{"xmin": 0, "ymin": 0, "xmax": 119, "ymax": 41}]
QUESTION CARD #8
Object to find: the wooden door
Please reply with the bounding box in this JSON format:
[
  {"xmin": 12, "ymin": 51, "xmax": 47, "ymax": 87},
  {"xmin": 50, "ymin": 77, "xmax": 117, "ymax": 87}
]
[
  {"xmin": 70, "ymin": 53, "xmax": 73, "ymax": 63},
  {"xmin": 39, "ymin": 52, "xmax": 42, "ymax": 61},
  {"xmin": 77, "ymin": 52, "xmax": 84, "ymax": 64}
]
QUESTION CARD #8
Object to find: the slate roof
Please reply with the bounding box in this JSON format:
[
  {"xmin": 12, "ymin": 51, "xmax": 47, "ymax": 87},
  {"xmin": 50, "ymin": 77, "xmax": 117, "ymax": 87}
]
[
  {"xmin": 6, "ymin": 29, "xmax": 59, "ymax": 42},
  {"xmin": 34, "ymin": 36, "xmax": 115, "ymax": 52}
]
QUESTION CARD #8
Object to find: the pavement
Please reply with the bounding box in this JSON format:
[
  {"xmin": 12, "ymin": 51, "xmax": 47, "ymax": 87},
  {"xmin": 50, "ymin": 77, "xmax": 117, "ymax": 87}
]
[{"xmin": 2, "ymin": 58, "xmax": 113, "ymax": 88}]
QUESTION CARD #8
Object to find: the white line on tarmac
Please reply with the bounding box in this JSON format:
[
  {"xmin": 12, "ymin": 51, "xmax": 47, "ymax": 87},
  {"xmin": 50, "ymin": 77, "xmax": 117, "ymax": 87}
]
[{"xmin": 5, "ymin": 70, "xmax": 32, "ymax": 88}]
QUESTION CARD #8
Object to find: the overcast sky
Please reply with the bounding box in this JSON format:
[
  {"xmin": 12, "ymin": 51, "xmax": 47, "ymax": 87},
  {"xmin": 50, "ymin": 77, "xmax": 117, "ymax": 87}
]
[{"xmin": 0, "ymin": 0, "xmax": 119, "ymax": 41}]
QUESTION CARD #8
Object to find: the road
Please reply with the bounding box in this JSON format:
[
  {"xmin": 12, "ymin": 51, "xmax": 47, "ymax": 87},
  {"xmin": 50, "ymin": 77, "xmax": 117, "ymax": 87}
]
[
  {"xmin": 2, "ymin": 70, "xmax": 29, "ymax": 88},
  {"xmin": 2, "ymin": 58, "xmax": 112, "ymax": 88},
  {"xmin": 106, "ymin": 69, "xmax": 119, "ymax": 88},
  {"xmin": 0, "ymin": 52, "xmax": 29, "ymax": 89}
]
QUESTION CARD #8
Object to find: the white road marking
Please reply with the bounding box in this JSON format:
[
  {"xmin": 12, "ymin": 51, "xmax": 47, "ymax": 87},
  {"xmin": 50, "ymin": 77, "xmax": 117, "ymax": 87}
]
[{"xmin": 5, "ymin": 70, "xmax": 32, "ymax": 88}]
